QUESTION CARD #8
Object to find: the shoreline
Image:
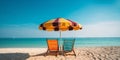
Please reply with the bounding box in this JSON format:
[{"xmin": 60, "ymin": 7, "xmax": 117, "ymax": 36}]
[
  {"xmin": 0, "ymin": 46, "xmax": 120, "ymax": 60},
  {"xmin": 0, "ymin": 46, "xmax": 120, "ymax": 48}
]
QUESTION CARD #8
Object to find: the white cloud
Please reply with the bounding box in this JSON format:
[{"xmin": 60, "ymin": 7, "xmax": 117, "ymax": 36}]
[
  {"xmin": 0, "ymin": 23, "xmax": 59, "ymax": 38},
  {"xmin": 62, "ymin": 21, "xmax": 120, "ymax": 37},
  {"xmin": 0, "ymin": 21, "xmax": 120, "ymax": 38}
]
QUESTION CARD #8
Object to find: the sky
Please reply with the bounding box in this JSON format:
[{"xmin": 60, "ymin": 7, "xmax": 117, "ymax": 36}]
[{"xmin": 0, "ymin": 0, "xmax": 120, "ymax": 38}]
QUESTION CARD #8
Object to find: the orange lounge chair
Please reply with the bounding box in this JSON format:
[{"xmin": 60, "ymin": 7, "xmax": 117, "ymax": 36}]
[{"xmin": 45, "ymin": 39, "xmax": 59, "ymax": 56}]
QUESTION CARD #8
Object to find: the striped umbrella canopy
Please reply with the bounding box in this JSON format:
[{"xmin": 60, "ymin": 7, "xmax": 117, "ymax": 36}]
[{"xmin": 39, "ymin": 18, "xmax": 82, "ymax": 31}]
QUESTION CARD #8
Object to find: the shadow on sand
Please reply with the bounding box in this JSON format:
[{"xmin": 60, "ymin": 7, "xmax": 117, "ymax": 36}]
[
  {"xmin": 31, "ymin": 51, "xmax": 63, "ymax": 57},
  {"xmin": 31, "ymin": 52, "xmax": 46, "ymax": 57},
  {"xmin": 31, "ymin": 51, "xmax": 62, "ymax": 57},
  {"xmin": 0, "ymin": 53, "xmax": 30, "ymax": 60}
]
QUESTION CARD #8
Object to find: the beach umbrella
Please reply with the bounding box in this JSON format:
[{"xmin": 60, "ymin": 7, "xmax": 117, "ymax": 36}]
[
  {"xmin": 39, "ymin": 17, "xmax": 82, "ymax": 36},
  {"xmin": 39, "ymin": 17, "xmax": 82, "ymax": 48}
]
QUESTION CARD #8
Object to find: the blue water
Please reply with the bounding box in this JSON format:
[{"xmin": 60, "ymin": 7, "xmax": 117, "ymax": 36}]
[{"xmin": 0, "ymin": 37, "xmax": 120, "ymax": 48}]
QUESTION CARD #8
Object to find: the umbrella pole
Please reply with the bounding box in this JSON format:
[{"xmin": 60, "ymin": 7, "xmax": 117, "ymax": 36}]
[
  {"xmin": 60, "ymin": 30, "xmax": 61, "ymax": 48},
  {"xmin": 60, "ymin": 30, "xmax": 61, "ymax": 40},
  {"xmin": 60, "ymin": 30, "xmax": 62, "ymax": 55}
]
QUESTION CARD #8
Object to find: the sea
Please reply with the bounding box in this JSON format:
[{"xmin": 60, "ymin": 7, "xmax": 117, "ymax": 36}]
[{"xmin": 0, "ymin": 37, "xmax": 120, "ymax": 48}]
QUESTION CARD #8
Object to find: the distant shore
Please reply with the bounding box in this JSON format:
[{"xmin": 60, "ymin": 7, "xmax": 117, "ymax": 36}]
[{"xmin": 0, "ymin": 46, "xmax": 120, "ymax": 60}]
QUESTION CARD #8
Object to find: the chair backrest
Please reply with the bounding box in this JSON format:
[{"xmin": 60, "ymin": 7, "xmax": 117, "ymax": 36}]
[
  {"xmin": 63, "ymin": 39, "xmax": 75, "ymax": 51},
  {"xmin": 47, "ymin": 39, "xmax": 59, "ymax": 51}
]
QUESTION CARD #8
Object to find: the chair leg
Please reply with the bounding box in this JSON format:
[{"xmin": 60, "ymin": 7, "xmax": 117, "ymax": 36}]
[
  {"xmin": 57, "ymin": 51, "xmax": 59, "ymax": 56},
  {"xmin": 62, "ymin": 51, "xmax": 64, "ymax": 56},
  {"xmin": 45, "ymin": 49, "xmax": 49, "ymax": 56},
  {"xmin": 73, "ymin": 50, "xmax": 76, "ymax": 56},
  {"xmin": 63, "ymin": 51, "xmax": 66, "ymax": 56},
  {"xmin": 56, "ymin": 51, "xmax": 58, "ymax": 57}
]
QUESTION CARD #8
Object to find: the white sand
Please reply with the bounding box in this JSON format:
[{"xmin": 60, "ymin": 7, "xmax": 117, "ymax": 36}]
[{"xmin": 0, "ymin": 47, "xmax": 120, "ymax": 60}]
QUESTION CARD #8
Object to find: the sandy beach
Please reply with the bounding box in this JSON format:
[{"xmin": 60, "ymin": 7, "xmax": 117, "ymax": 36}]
[{"xmin": 0, "ymin": 47, "xmax": 120, "ymax": 60}]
